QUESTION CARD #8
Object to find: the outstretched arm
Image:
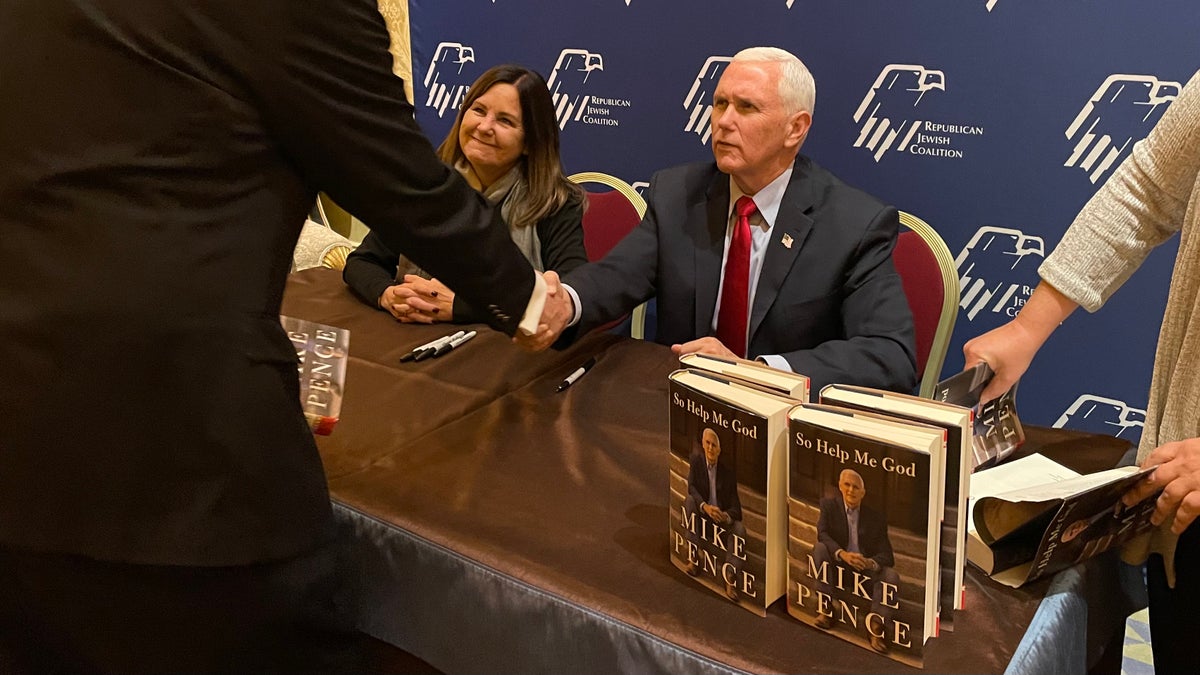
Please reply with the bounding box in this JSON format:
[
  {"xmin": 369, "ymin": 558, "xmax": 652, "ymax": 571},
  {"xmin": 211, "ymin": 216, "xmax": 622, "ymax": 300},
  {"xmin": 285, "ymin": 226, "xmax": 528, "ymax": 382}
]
[{"xmin": 963, "ymin": 281, "xmax": 1078, "ymax": 403}]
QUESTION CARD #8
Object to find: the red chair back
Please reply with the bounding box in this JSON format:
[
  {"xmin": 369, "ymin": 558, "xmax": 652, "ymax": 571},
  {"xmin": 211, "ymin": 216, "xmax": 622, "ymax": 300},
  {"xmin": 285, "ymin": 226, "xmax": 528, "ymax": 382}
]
[
  {"xmin": 891, "ymin": 212, "xmax": 959, "ymax": 398},
  {"xmin": 894, "ymin": 230, "xmax": 944, "ymax": 376},
  {"xmin": 581, "ymin": 189, "xmax": 643, "ymax": 261},
  {"xmin": 568, "ymin": 172, "xmax": 650, "ymax": 339}
]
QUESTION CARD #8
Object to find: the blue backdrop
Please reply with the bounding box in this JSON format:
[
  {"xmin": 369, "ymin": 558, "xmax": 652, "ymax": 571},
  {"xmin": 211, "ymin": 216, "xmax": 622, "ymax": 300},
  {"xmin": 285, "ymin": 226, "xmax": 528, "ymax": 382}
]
[{"xmin": 408, "ymin": 0, "xmax": 1200, "ymax": 442}]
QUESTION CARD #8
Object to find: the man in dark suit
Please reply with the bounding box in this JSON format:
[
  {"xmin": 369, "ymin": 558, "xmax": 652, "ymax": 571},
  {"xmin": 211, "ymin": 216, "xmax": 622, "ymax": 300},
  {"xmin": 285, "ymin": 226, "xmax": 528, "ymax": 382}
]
[
  {"xmin": 812, "ymin": 469, "xmax": 901, "ymax": 654},
  {"xmin": 682, "ymin": 428, "xmax": 748, "ymax": 601},
  {"xmin": 532, "ymin": 46, "xmax": 915, "ymax": 394},
  {"xmin": 0, "ymin": 0, "xmax": 562, "ymax": 671}
]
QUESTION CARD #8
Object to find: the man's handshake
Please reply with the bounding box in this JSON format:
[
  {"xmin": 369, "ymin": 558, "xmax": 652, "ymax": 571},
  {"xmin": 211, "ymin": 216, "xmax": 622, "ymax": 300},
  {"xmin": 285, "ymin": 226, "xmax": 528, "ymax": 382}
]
[{"xmin": 513, "ymin": 271, "xmax": 573, "ymax": 351}]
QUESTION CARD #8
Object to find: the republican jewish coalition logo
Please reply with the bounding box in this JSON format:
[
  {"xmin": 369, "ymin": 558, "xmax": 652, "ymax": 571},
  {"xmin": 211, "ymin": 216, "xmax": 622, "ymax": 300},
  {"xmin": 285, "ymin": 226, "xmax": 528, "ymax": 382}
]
[
  {"xmin": 985, "ymin": 0, "xmax": 998, "ymax": 10},
  {"xmin": 682, "ymin": 56, "xmax": 732, "ymax": 145},
  {"xmin": 1064, "ymin": 74, "xmax": 1181, "ymax": 184},
  {"xmin": 956, "ymin": 227, "xmax": 1046, "ymax": 322},
  {"xmin": 547, "ymin": 49, "xmax": 605, "ymax": 130},
  {"xmin": 852, "ymin": 65, "xmax": 946, "ymax": 162},
  {"xmin": 423, "ymin": 42, "xmax": 476, "ymax": 118},
  {"xmin": 1053, "ymin": 394, "xmax": 1145, "ymax": 440}
]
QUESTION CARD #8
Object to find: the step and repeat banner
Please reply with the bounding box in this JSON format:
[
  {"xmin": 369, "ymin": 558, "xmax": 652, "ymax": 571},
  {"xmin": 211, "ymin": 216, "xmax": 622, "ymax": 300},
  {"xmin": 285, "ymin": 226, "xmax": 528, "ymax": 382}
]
[{"xmin": 407, "ymin": 0, "xmax": 1199, "ymax": 440}]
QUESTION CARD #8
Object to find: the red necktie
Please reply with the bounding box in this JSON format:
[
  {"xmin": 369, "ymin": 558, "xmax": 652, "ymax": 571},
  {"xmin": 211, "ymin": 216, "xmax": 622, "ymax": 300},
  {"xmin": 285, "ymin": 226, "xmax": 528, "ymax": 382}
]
[{"xmin": 716, "ymin": 196, "xmax": 756, "ymax": 358}]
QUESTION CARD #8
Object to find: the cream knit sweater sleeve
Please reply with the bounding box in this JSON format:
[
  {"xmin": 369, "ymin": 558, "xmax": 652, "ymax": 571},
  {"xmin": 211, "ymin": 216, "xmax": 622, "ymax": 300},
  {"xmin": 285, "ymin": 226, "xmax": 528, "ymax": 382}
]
[{"xmin": 1040, "ymin": 69, "xmax": 1200, "ymax": 313}]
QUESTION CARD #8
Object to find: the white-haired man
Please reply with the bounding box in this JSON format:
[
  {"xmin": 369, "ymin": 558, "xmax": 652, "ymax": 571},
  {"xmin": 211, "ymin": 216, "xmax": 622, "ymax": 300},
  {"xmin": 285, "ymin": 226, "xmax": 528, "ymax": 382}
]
[{"xmin": 535, "ymin": 46, "xmax": 916, "ymax": 393}]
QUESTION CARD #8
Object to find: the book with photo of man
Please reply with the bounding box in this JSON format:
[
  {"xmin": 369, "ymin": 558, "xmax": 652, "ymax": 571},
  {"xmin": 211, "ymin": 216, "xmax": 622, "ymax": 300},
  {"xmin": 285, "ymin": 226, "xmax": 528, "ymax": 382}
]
[
  {"xmin": 786, "ymin": 404, "xmax": 945, "ymax": 667},
  {"xmin": 935, "ymin": 363, "xmax": 1024, "ymax": 470},
  {"xmin": 667, "ymin": 368, "xmax": 804, "ymax": 616},
  {"xmin": 967, "ymin": 454, "xmax": 1159, "ymax": 587},
  {"xmin": 819, "ymin": 383, "xmax": 972, "ymax": 625},
  {"xmin": 280, "ymin": 315, "xmax": 350, "ymax": 435}
]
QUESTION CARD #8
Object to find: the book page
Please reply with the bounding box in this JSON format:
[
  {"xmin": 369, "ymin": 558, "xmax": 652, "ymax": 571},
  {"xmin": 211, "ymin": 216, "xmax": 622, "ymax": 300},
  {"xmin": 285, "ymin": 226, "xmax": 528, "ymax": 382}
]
[
  {"xmin": 970, "ymin": 454, "xmax": 1079, "ymax": 499},
  {"xmin": 671, "ymin": 370, "xmax": 795, "ymax": 416},
  {"xmin": 821, "ymin": 385, "xmax": 970, "ymax": 426},
  {"xmin": 974, "ymin": 465, "xmax": 1149, "ymax": 544},
  {"xmin": 990, "ymin": 466, "xmax": 1142, "ymax": 503},
  {"xmin": 679, "ymin": 353, "xmax": 808, "ymax": 397},
  {"xmin": 968, "ymin": 454, "xmax": 1079, "ymax": 534}
]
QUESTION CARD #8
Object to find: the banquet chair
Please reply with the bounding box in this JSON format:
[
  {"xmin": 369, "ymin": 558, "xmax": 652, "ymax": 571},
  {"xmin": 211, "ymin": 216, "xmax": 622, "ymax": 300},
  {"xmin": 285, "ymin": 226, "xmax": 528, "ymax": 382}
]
[
  {"xmin": 568, "ymin": 172, "xmax": 649, "ymax": 339},
  {"xmin": 292, "ymin": 199, "xmax": 356, "ymax": 272},
  {"xmin": 895, "ymin": 211, "xmax": 959, "ymax": 398}
]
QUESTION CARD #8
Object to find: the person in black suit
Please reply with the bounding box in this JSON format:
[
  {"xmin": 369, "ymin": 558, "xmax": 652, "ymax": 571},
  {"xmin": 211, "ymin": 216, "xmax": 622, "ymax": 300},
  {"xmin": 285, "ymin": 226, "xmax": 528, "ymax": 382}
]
[
  {"xmin": 530, "ymin": 46, "xmax": 916, "ymax": 394},
  {"xmin": 344, "ymin": 64, "xmax": 588, "ymax": 324},
  {"xmin": 811, "ymin": 469, "xmax": 901, "ymax": 654},
  {"xmin": 682, "ymin": 428, "xmax": 748, "ymax": 601},
  {"xmin": 0, "ymin": 1, "xmax": 565, "ymax": 672}
]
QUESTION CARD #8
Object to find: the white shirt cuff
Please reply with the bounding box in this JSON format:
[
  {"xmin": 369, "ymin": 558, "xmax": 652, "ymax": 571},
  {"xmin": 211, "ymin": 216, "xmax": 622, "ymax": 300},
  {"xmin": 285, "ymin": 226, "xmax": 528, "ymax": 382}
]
[
  {"xmin": 757, "ymin": 354, "xmax": 793, "ymax": 372},
  {"xmin": 562, "ymin": 283, "xmax": 582, "ymax": 327}
]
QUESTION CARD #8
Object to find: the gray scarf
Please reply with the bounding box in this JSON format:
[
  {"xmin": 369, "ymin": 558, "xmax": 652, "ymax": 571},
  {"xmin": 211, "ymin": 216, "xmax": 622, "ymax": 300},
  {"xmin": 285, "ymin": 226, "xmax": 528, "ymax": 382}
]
[{"xmin": 395, "ymin": 161, "xmax": 542, "ymax": 281}]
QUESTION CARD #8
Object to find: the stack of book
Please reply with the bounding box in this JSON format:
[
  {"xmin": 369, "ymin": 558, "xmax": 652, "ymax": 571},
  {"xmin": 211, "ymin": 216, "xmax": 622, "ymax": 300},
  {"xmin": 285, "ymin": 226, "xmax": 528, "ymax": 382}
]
[
  {"xmin": 668, "ymin": 359, "xmax": 1153, "ymax": 667},
  {"xmin": 667, "ymin": 354, "xmax": 810, "ymax": 618}
]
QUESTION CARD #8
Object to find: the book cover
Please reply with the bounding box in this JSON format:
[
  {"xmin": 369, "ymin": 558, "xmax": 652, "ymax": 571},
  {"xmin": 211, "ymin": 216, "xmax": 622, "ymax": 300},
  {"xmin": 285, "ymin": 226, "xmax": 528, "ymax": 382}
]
[
  {"xmin": 935, "ymin": 364, "xmax": 1024, "ymax": 470},
  {"xmin": 819, "ymin": 384, "xmax": 972, "ymax": 622},
  {"xmin": 281, "ymin": 315, "xmax": 350, "ymax": 435},
  {"xmin": 786, "ymin": 404, "xmax": 944, "ymax": 667},
  {"xmin": 667, "ymin": 369, "xmax": 798, "ymax": 616},
  {"xmin": 969, "ymin": 461, "xmax": 1158, "ymax": 587}
]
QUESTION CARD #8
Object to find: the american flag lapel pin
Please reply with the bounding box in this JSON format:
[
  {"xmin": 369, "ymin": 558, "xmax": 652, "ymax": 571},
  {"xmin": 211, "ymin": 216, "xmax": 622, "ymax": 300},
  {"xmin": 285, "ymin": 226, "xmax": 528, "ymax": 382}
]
[{"xmin": 781, "ymin": 233, "xmax": 794, "ymax": 249}]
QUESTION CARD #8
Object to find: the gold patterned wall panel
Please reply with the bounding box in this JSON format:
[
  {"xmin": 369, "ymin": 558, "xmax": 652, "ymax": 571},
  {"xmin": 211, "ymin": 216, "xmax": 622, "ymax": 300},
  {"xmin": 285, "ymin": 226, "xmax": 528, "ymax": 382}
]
[{"xmin": 377, "ymin": 0, "xmax": 413, "ymax": 103}]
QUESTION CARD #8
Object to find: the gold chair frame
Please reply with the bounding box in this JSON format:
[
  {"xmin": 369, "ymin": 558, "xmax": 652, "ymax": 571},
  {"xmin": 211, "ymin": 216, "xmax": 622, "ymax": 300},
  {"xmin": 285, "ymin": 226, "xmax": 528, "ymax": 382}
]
[
  {"xmin": 568, "ymin": 172, "xmax": 649, "ymax": 340},
  {"xmin": 898, "ymin": 211, "xmax": 960, "ymax": 399}
]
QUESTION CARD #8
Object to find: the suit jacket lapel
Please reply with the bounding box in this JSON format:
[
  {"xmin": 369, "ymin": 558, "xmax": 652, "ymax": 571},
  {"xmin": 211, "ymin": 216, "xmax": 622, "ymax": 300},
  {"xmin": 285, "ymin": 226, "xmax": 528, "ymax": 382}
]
[
  {"xmin": 750, "ymin": 158, "xmax": 815, "ymax": 342},
  {"xmin": 694, "ymin": 171, "xmax": 729, "ymax": 339}
]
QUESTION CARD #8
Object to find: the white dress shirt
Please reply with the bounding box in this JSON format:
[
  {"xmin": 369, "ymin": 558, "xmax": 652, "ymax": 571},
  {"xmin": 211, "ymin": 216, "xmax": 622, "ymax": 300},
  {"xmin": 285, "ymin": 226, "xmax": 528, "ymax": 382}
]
[
  {"xmin": 563, "ymin": 167, "xmax": 795, "ymax": 371},
  {"xmin": 718, "ymin": 168, "xmax": 793, "ymax": 371}
]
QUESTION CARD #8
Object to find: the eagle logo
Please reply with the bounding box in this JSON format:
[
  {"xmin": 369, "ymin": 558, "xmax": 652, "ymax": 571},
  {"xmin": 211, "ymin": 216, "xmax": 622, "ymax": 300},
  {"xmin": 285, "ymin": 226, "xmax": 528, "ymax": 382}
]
[
  {"xmin": 1064, "ymin": 74, "xmax": 1181, "ymax": 184},
  {"xmin": 852, "ymin": 64, "xmax": 945, "ymax": 162},
  {"xmin": 1054, "ymin": 395, "xmax": 1146, "ymax": 440},
  {"xmin": 547, "ymin": 49, "xmax": 605, "ymax": 130},
  {"xmin": 955, "ymin": 226, "xmax": 1045, "ymax": 322},
  {"xmin": 423, "ymin": 42, "xmax": 476, "ymax": 118},
  {"xmin": 682, "ymin": 56, "xmax": 732, "ymax": 145}
]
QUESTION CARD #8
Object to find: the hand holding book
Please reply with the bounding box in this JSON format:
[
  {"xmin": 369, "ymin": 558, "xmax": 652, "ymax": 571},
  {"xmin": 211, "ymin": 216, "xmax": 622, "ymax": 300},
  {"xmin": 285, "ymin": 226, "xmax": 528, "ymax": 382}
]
[
  {"xmin": 1125, "ymin": 437, "xmax": 1200, "ymax": 535},
  {"xmin": 935, "ymin": 363, "xmax": 1024, "ymax": 470},
  {"xmin": 968, "ymin": 455, "xmax": 1158, "ymax": 587},
  {"xmin": 961, "ymin": 280, "xmax": 1080, "ymax": 404}
]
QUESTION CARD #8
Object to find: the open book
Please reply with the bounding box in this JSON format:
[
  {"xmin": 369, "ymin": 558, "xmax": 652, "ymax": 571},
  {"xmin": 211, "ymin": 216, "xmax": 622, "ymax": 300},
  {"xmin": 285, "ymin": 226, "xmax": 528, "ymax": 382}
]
[{"xmin": 967, "ymin": 454, "xmax": 1157, "ymax": 587}]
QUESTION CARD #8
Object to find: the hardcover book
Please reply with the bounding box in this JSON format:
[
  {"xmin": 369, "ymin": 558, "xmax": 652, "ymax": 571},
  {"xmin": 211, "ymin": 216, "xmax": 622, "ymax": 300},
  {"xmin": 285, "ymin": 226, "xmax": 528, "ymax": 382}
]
[
  {"xmin": 667, "ymin": 368, "xmax": 802, "ymax": 616},
  {"xmin": 280, "ymin": 315, "xmax": 350, "ymax": 435},
  {"xmin": 968, "ymin": 454, "xmax": 1158, "ymax": 587},
  {"xmin": 935, "ymin": 363, "xmax": 1024, "ymax": 470},
  {"xmin": 819, "ymin": 384, "xmax": 972, "ymax": 624},
  {"xmin": 677, "ymin": 352, "xmax": 811, "ymax": 399},
  {"xmin": 786, "ymin": 404, "xmax": 945, "ymax": 667}
]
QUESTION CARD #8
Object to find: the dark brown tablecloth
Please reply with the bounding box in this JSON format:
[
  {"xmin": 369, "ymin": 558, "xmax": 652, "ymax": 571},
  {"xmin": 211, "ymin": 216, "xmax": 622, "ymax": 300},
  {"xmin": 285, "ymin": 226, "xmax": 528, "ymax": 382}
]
[{"xmin": 283, "ymin": 268, "xmax": 1134, "ymax": 675}]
